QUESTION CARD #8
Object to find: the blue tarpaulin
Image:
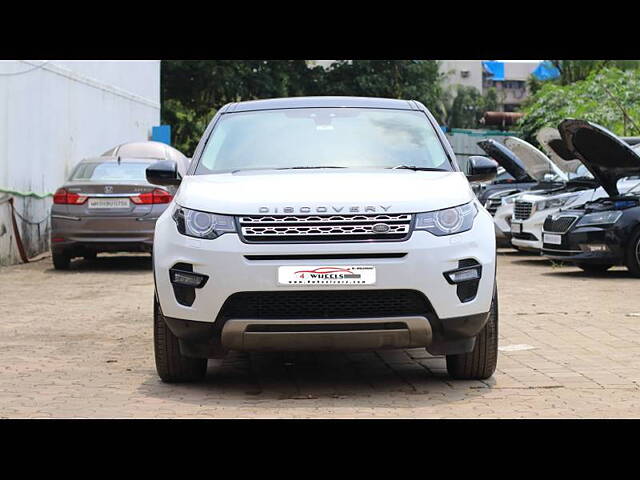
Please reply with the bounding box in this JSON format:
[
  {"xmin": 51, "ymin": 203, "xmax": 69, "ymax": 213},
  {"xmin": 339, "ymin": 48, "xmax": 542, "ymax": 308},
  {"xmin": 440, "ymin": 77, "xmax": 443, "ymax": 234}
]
[
  {"xmin": 532, "ymin": 60, "xmax": 561, "ymax": 81},
  {"xmin": 482, "ymin": 61, "xmax": 504, "ymax": 81},
  {"xmin": 151, "ymin": 125, "xmax": 171, "ymax": 145}
]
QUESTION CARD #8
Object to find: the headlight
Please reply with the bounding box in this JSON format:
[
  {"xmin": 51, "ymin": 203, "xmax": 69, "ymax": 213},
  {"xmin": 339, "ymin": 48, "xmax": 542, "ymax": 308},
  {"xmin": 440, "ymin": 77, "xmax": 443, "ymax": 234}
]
[
  {"xmin": 535, "ymin": 194, "xmax": 579, "ymax": 211},
  {"xmin": 172, "ymin": 206, "xmax": 236, "ymax": 239},
  {"xmin": 575, "ymin": 211, "xmax": 622, "ymax": 227},
  {"xmin": 415, "ymin": 202, "xmax": 478, "ymax": 236}
]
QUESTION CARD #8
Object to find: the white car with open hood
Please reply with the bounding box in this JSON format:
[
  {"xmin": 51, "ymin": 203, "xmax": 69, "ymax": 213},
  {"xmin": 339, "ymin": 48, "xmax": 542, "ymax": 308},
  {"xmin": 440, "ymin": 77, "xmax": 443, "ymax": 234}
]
[{"xmin": 147, "ymin": 96, "xmax": 500, "ymax": 383}]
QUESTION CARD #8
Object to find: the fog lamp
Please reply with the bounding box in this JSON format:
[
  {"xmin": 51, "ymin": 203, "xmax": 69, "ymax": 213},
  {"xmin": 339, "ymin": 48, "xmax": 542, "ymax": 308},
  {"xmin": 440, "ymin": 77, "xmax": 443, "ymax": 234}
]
[
  {"xmin": 444, "ymin": 266, "xmax": 482, "ymax": 284},
  {"xmin": 169, "ymin": 269, "xmax": 209, "ymax": 288}
]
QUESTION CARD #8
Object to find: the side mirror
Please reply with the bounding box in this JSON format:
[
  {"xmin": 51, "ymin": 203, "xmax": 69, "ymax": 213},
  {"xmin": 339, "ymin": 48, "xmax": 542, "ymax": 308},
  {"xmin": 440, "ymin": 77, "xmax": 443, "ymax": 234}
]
[
  {"xmin": 146, "ymin": 160, "xmax": 182, "ymax": 186},
  {"xmin": 467, "ymin": 156, "xmax": 498, "ymax": 183}
]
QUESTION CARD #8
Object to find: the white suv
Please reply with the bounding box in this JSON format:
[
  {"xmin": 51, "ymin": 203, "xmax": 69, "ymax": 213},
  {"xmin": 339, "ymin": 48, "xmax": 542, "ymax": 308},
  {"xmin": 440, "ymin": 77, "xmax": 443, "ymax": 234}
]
[{"xmin": 147, "ymin": 97, "xmax": 499, "ymax": 383}]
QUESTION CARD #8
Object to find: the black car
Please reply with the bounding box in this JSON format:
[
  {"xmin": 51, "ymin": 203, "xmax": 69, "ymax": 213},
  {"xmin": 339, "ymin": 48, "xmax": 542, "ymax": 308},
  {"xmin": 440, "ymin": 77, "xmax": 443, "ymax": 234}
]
[{"xmin": 542, "ymin": 120, "xmax": 640, "ymax": 275}]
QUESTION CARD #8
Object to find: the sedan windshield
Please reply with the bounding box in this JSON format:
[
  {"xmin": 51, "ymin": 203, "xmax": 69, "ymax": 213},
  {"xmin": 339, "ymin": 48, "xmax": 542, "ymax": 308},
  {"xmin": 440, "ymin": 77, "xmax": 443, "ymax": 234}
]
[
  {"xmin": 195, "ymin": 108, "xmax": 452, "ymax": 174},
  {"xmin": 71, "ymin": 162, "xmax": 151, "ymax": 182}
]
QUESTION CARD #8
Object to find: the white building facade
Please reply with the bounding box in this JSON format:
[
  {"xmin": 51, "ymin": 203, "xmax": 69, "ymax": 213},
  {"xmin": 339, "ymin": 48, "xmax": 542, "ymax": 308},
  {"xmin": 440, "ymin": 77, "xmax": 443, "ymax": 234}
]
[{"xmin": 0, "ymin": 60, "xmax": 160, "ymax": 265}]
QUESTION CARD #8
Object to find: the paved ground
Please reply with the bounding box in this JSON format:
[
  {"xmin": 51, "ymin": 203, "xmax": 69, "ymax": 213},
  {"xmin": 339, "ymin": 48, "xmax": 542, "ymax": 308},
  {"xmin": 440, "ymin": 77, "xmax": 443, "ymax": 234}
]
[{"xmin": 2, "ymin": 249, "xmax": 640, "ymax": 418}]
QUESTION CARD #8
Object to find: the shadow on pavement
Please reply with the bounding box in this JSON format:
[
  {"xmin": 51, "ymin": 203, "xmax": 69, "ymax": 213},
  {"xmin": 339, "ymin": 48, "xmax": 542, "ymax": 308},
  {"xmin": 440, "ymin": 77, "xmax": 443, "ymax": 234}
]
[
  {"xmin": 540, "ymin": 268, "xmax": 636, "ymax": 279},
  {"xmin": 136, "ymin": 350, "xmax": 496, "ymax": 408},
  {"xmin": 45, "ymin": 254, "xmax": 152, "ymax": 274}
]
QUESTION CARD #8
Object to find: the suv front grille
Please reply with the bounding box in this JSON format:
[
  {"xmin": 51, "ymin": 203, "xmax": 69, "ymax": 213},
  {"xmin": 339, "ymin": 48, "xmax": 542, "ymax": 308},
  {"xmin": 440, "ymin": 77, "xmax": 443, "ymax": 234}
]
[
  {"xmin": 217, "ymin": 289, "xmax": 431, "ymax": 320},
  {"xmin": 238, "ymin": 214, "xmax": 412, "ymax": 243},
  {"xmin": 514, "ymin": 200, "xmax": 533, "ymax": 220},
  {"xmin": 543, "ymin": 215, "xmax": 578, "ymax": 233}
]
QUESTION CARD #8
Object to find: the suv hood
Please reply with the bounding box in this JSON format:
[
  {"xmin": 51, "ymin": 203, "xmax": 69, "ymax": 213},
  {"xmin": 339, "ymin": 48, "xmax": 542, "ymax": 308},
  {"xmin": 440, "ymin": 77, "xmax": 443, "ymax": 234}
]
[
  {"xmin": 536, "ymin": 127, "xmax": 586, "ymax": 175},
  {"xmin": 559, "ymin": 119, "xmax": 640, "ymax": 197},
  {"xmin": 503, "ymin": 136, "xmax": 568, "ymax": 182},
  {"xmin": 174, "ymin": 169, "xmax": 475, "ymax": 215},
  {"xmin": 477, "ymin": 139, "xmax": 534, "ymax": 183}
]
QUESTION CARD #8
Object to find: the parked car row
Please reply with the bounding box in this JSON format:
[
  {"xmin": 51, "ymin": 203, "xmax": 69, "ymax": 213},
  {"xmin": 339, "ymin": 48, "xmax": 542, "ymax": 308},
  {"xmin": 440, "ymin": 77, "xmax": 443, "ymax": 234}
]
[
  {"xmin": 50, "ymin": 141, "xmax": 190, "ymax": 269},
  {"xmin": 475, "ymin": 120, "xmax": 640, "ymax": 276}
]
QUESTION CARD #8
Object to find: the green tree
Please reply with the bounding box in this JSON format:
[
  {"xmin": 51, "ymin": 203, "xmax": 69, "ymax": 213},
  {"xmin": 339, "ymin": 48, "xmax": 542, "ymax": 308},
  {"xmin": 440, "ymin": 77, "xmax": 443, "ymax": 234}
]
[
  {"xmin": 518, "ymin": 67, "xmax": 640, "ymax": 142},
  {"xmin": 323, "ymin": 60, "xmax": 444, "ymax": 120},
  {"xmin": 444, "ymin": 86, "xmax": 499, "ymax": 129},
  {"xmin": 161, "ymin": 60, "xmax": 326, "ymax": 154},
  {"xmin": 161, "ymin": 60, "xmax": 445, "ymax": 154}
]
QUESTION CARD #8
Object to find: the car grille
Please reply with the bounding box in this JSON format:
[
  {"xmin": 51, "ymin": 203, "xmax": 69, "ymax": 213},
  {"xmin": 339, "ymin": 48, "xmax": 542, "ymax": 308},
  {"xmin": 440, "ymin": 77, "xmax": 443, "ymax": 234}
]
[
  {"xmin": 514, "ymin": 200, "xmax": 533, "ymax": 220},
  {"xmin": 543, "ymin": 215, "xmax": 578, "ymax": 233},
  {"xmin": 485, "ymin": 198, "xmax": 503, "ymax": 215},
  {"xmin": 238, "ymin": 213, "xmax": 412, "ymax": 243},
  {"xmin": 216, "ymin": 289, "xmax": 432, "ymax": 320}
]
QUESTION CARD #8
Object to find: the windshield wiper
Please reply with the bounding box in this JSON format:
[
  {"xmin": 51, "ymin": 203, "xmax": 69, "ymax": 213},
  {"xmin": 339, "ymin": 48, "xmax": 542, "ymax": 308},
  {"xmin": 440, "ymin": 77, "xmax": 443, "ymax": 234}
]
[
  {"xmin": 277, "ymin": 166, "xmax": 346, "ymax": 170},
  {"xmin": 388, "ymin": 165, "xmax": 448, "ymax": 171}
]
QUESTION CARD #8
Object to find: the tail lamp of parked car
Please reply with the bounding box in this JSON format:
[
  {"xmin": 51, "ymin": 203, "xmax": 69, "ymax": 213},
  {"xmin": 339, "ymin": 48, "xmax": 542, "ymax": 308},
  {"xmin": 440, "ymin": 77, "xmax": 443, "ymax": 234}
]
[
  {"xmin": 130, "ymin": 188, "xmax": 173, "ymax": 205},
  {"xmin": 53, "ymin": 188, "xmax": 172, "ymax": 205},
  {"xmin": 53, "ymin": 188, "xmax": 88, "ymax": 205}
]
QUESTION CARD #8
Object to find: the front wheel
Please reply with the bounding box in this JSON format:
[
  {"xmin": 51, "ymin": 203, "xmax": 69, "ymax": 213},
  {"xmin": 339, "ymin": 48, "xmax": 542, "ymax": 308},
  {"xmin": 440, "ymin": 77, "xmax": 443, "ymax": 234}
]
[
  {"xmin": 626, "ymin": 229, "xmax": 640, "ymax": 278},
  {"xmin": 446, "ymin": 288, "xmax": 498, "ymax": 380},
  {"xmin": 154, "ymin": 295, "xmax": 207, "ymax": 383},
  {"xmin": 52, "ymin": 252, "xmax": 70, "ymax": 270}
]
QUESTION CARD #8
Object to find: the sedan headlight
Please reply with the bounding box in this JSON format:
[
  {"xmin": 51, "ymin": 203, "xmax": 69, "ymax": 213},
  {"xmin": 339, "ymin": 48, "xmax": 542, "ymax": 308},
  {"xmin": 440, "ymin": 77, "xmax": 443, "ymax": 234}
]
[
  {"xmin": 172, "ymin": 206, "xmax": 236, "ymax": 239},
  {"xmin": 535, "ymin": 194, "xmax": 579, "ymax": 211},
  {"xmin": 415, "ymin": 202, "xmax": 478, "ymax": 236},
  {"xmin": 575, "ymin": 211, "xmax": 622, "ymax": 227}
]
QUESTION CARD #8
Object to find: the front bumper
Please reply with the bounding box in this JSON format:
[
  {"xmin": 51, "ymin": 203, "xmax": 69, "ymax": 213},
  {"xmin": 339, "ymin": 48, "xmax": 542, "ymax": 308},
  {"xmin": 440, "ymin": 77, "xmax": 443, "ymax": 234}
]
[
  {"xmin": 542, "ymin": 226, "xmax": 624, "ymax": 264},
  {"xmin": 153, "ymin": 208, "xmax": 496, "ymax": 354},
  {"xmin": 510, "ymin": 210, "xmax": 548, "ymax": 251}
]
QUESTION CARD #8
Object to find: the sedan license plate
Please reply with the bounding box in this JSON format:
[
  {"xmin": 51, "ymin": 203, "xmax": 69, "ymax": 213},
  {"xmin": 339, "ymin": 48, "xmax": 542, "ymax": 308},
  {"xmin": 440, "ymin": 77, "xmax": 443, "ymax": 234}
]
[
  {"xmin": 278, "ymin": 266, "xmax": 376, "ymax": 286},
  {"xmin": 511, "ymin": 222, "xmax": 522, "ymax": 233},
  {"xmin": 543, "ymin": 233, "xmax": 562, "ymax": 245},
  {"xmin": 88, "ymin": 198, "xmax": 130, "ymax": 209}
]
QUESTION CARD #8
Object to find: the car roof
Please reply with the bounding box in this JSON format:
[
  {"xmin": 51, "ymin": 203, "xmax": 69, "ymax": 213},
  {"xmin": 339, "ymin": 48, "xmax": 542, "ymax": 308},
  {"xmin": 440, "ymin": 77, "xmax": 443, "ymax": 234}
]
[
  {"xmin": 224, "ymin": 96, "xmax": 416, "ymax": 113},
  {"xmin": 101, "ymin": 141, "xmax": 188, "ymax": 162},
  {"xmin": 78, "ymin": 156, "xmax": 157, "ymax": 164}
]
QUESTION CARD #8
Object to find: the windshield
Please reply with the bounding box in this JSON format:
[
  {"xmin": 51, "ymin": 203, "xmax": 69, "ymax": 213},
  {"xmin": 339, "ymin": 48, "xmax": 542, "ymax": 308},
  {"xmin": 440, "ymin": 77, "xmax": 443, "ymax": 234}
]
[
  {"xmin": 195, "ymin": 108, "xmax": 452, "ymax": 174},
  {"xmin": 71, "ymin": 162, "xmax": 150, "ymax": 182}
]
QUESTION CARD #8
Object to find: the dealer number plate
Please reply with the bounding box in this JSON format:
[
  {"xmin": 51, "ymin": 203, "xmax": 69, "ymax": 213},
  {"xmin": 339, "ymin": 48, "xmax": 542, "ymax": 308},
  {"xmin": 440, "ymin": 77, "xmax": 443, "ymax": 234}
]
[
  {"xmin": 88, "ymin": 198, "xmax": 130, "ymax": 209},
  {"xmin": 278, "ymin": 266, "xmax": 376, "ymax": 286},
  {"xmin": 543, "ymin": 233, "xmax": 562, "ymax": 245}
]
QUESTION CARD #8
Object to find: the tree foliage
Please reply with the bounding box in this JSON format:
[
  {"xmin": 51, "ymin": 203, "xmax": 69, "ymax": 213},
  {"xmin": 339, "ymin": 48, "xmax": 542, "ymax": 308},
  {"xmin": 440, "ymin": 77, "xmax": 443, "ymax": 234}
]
[
  {"xmin": 443, "ymin": 86, "xmax": 499, "ymax": 129},
  {"xmin": 518, "ymin": 67, "xmax": 640, "ymax": 142},
  {"xmin": 161, "ymin": 60, "xmax": 443, "ymax": 155}
]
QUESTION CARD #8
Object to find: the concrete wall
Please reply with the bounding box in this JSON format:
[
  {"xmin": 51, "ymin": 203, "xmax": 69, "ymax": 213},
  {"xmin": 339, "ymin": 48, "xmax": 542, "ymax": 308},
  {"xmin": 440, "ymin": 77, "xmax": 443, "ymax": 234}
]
[
  {"xmin": 440, "ymin": 60, "xmax": 483, "ymax": 93},
  {"xmin": 0, "ymin": 60, "xmax": 160, "ymax": 265}
]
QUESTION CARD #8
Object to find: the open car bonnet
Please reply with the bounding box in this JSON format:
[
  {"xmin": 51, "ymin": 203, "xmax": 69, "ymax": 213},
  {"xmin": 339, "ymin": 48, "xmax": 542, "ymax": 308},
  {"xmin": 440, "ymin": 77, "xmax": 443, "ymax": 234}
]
[
  {"xmin": 476, "ymin": 139, "xmax": 534, "ymax": 183},
  {"xmin": 503, "ymin": 136, "xmax": 567, "ymax": 182},
  {"xmin": 536, "ymin": 127, "xmax": 586, "ymax": 175},
  {"xmin": 559, "ymin": 119, "xmax": 640, "ymax": 197}
]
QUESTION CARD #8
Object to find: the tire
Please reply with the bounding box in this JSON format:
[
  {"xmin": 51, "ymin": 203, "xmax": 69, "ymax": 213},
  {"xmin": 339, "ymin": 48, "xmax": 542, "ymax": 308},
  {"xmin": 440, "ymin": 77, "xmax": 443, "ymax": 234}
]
[
  {"xmin": 577, "ymin": 264, "xmax": 612, "ymax": 273},
  {"xmin": 446, "ymin": 288, "xmax": 498, "ymax": 380},
  {"xmin": 153, "ymin": 295, "xmax": 207, "ymax": 383},
  {"xmin": 52, "ymin": 252, "xmax": 70, "ymax": 270},
  {"xmin": 626, "ymin": 228, "xmax": 640, "ymax": 277}
]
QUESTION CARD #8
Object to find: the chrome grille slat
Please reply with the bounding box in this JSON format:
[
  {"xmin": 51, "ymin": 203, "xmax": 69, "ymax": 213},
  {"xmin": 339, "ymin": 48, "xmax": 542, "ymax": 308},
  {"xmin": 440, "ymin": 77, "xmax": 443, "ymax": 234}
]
[
  {"xmin": 239, "ymin": 214, "xmax": 411, "ymax": 224},
  {"xmin": 238, "ymin": 213, "xmax": 413, "ymax": 242},
  {"xmin": 514, "ymin": 200, "xmax": 533, "ymax": 220},
  {"xmin": 543, "ymin": 215, "xmax": 578, "ymax": 234}
]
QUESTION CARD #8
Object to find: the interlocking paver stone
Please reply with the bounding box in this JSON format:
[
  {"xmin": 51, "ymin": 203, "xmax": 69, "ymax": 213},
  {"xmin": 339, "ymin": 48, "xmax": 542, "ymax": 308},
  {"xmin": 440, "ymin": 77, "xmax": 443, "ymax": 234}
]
[{"xmin": 1, "ymin": 250, "xmax": 640, "ymax": 418}]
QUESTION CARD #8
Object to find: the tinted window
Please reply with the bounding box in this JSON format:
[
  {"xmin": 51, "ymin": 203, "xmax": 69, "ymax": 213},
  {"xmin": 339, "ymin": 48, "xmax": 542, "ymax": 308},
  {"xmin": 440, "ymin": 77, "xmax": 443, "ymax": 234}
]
[
  {"xmin": 196, "ymin": 108, "xmax": 451, "ymax": 174},
  {"xmin": 71, "ymin": 162, "xmax": 151, "ymax": 181}
]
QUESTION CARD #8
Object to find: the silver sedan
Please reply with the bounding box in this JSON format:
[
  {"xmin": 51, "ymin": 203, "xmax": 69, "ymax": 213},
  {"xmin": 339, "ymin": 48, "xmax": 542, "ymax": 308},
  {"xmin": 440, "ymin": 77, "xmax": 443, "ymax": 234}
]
[{"xmin": 50, "ymin": 141, "xmax": 189, "ymax": 269}]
